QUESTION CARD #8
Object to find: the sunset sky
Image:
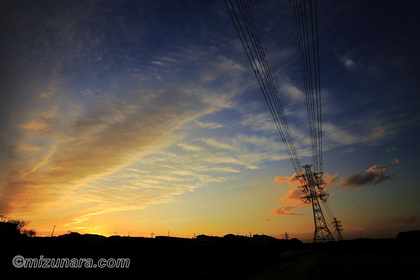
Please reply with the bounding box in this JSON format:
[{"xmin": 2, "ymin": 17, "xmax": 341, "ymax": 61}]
[{"xmin": 1, "ymin": 0, "xmax": 419, "ymax": 241}]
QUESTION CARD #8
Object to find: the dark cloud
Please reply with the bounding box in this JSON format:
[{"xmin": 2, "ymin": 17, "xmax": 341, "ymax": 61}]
[{"xmin": 340, "ymin": 159, "xmax": 399, "ymax": 188}]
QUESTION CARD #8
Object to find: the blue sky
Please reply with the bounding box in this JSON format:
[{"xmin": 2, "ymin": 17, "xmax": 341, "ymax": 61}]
[{"xmin": 0, "ymin": 0, "xmax": 419, "ymax": 240}]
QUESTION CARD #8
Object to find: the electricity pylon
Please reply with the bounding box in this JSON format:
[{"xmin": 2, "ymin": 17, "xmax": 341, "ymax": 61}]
[
  {"xmin": 297, "ymin": 164, "xmax": 335, "ymax": 243},
  {"xmin": 332, "ymin": 218, "xmax": 344, "ymax": 241}
]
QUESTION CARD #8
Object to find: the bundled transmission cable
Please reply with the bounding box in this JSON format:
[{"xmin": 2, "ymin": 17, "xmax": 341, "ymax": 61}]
[
  {"xmin": 225, "ymin": 0, "xmax": 302, "ymax": 173},
  {"xmin": 291, "ymin": 0, "xmax": 323, "ymax": 173}
]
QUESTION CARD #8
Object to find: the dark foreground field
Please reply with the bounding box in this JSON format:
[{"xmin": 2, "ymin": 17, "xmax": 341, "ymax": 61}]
[
  {"xmin": 253, "ymin": 249, "xmax": 420, "ymax": 280},
  {"xmin": 1, "ymin": 232, "xmax": 419, "ymax": 279}
]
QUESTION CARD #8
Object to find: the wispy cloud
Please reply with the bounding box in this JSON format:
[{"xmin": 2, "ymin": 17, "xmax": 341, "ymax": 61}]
[
  {"xmin": 340, "ymin": 55, "xmax": 356, "ymax": 69},
  {"xmin": 177, "ymin": 143, "xmax": 204, "ymax": 152},
  {"xmin": 280, "ymin": 81, "xmax": 304, "ymax": 103},
  {"xmin": 240, "ymin": 112, "xmax": 277, "ymax": 133},
  {"xmin": 194, "ymin": 120, "xmax": 223, "ymax": 129},
  {"xmin": 201, "ymin": 138, "xmax": 239, "ymax": 152},
  {"xmin": 66, "ymin": 132, "xmax": 290, "ymax": 226},
  {"xmin": 389, "ymin": 215, "xmax": 418, "ymax": 225},
  {"xmin": 370, "ymin": 128, "xmax": 385, "ymax": 139},
  {"xmin": 322, "ymin": 122, "xmax": 362, "ymax": 146},
  {"xmin": 274, "ymin": 172, "xmax": 300, "ymax": 186},
  {"xmin": 0, "ymin": 36, "xmax": 250, "ymax": 217},
  {"xmin": 269, "ymin": 205, "xmax": 304, "ymax": 216}
]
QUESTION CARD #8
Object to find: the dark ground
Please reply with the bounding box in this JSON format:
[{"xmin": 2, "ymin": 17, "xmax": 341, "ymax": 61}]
[
  {"xmin": 253, "ymin": 249, "xmax": 420, "ymax": 280},
  {"xmin": 1, "ymin": 232, "xmax": 419, "ymax": 279}
]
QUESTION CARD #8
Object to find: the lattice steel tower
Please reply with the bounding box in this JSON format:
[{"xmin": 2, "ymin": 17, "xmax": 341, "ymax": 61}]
[
  {"xmin": 332, "ymin": 218, "xmax": 344, "ymax": 241},
  {"xmin": 297, "ymin": 164, "xmax": 335, "ymax": 243}
]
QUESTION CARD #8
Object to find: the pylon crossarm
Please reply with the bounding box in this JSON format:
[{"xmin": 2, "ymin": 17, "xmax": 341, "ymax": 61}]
[
  {"xmin": 317, "ymin": 180, "xmax": 326, "ymax": 190},
  {"xmin": 300, "ymin": 196, "xmax": 311, "ymax": 204},
  {"xmin": 298, "ymin": 185, "xmax": 309, "ymax": 193},
  {"xmin": 318, "ymin": 193, "xmax": 329, "ymax": 202},
  {"xmin": 298, "ymin": 164, "xmax": 336, "ymax": 243},
  {"xmin": 315, "ymin": 172, "xmax": 324, "ymax": 179}
]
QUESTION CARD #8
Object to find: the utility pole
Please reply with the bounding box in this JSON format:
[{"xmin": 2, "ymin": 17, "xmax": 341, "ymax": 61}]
[
  {"xmin": 284, "ymin": 232, "xmax": 289, "ymax": 240},
  {"xmin": 332, "ymin": 218, "xmax": 344, "ymax": 241},
  {"xmin": 50, "ymin": 225, "xmax": 56, "ymax": 237},
  {"xmin": 297, "ymin": 164, "xmax": 335, "ymax": 243}
]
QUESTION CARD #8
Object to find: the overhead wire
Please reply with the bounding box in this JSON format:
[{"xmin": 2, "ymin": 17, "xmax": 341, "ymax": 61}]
[
  {"xmin": 314, "ymin": 0, "xmax": 323, "ymax": 173},
  {"xmin": 226, "ymin": 0, "xmax": 339, "ymax": 240},
  {"xmin": 292, "ymin": 0, "xmax": 336, "ymax": 235},
  {"xmin": 241, "ymin": 1, "xmax": 301, "ymax": 172},
  {"xmin": 225, "ymin": 0, "xmax": 323, "ymax": 187},
  {"xmin": 293, "ymin": 0, "xmax": 339, "ymax": 234},
  {"xmin": 225, "ymin": 0, "xmax": 323, "ymax": 174},
  {"xmin": 225, "ymin": 0, "xmax": 302, "ymax": 173},
  {"xmin": 291, "ymin": 0, "xmax": 323, "ymax": 173},
  {"xmin": 292, "ymin": 0, "xmax": 317, "ymax": 172}
]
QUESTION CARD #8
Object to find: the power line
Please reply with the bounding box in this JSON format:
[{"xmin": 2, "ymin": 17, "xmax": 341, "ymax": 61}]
[
  {"xmin": 332, "ymin": 217, "xmax": 344, "ymax": 241},
  {"xmin": 291, "ymin": 0, "xmax": 323, "ymax": 173},
  {"xmin": 225, "ymin": 0, "xmax": 302, "ymax": 173},
  {"xmin": 225, "ymin": 0, "xmax": 343, "ymax": 243},
  {"xmin": 225, "ymin": 0, "xmax": 324, "ymax": 173},
  {"xmin": 297, "ymin": 164, "xmax": 335, "ymax": 242}
]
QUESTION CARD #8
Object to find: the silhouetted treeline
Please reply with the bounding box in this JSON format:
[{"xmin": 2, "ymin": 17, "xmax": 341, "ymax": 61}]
[
  {"xmin": 2, "ymin": 224, "xmax": 419, "ymax": 279},
  {"xmin": 2, "ymin": 230, "xmax": 304, "ymax": 250}
]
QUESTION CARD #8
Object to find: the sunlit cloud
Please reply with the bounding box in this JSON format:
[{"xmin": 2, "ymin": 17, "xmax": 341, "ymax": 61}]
[
  {"xmin": 370, "ymin": 128, "xmax": 385, "ymax": 139},
  {"xmin": 1, "ymin": 0, "xmax": 417, "ymax": 239},
  {"xmin": 274, "ymin": 172, "xmax": 338, "ymax": 207},
  {"xmin": 282, "ymin": 189, "xmax": 307, "ymax": 206},
  {"xmin": 274, "ymin": 172, "xmax": 300, "ymax": 186},
  {"xmin": 0, "ymin": 40, "xmax": 251, "ymax": 217},
  {"xmin": 64, "ymin": 131, "xmax": 292, "ymax": 220},
  {"xmin": 269, "ymin": 205, "xmax": 304, "ymax": 216}
]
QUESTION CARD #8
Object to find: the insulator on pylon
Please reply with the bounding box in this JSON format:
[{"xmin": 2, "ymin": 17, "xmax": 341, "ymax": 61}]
[
  {"xmin": 295, "ymin": 174, "xmax": 304, "ymax": 182},
  {"xmin": 315, "ymin": 172, "xmax": 323, "ymax": 179},
  {"xmin": 298, "ymin": 185, "xmax": 309, "ymax": 193},
  {"xmin": 332, "ymin": 218, "xmax": 344, "ymax": 241},
  {"xmin": 297, "ymin": 165, "xmax": 335, "ymax": 243},
  {"xmin": 319, "ymin": 193, "xmax": 329, "ymax": 202},
  {"xmin": 300, "ymin": 195, "xmax": 311, "ymax": 204},
  {"xmin": 317, "ymin": 181, "xmax": 326, "ymax": 190}
]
